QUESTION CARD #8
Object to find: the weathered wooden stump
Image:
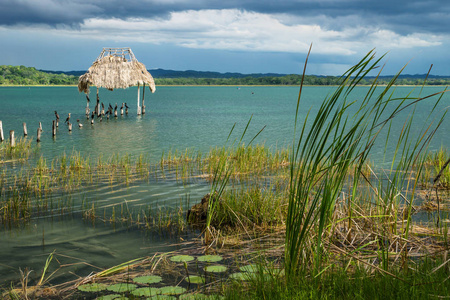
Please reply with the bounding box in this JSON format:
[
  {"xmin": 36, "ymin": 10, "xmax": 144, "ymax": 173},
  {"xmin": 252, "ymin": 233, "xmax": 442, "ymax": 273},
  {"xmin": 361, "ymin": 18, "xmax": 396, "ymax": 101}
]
[
  {"xmin": 36, "ymin": 128, "xmax": 41, "ymax": 142},
  {"xmin": 10, "ymin": 130, "xmax": 15, "ymax": 147},
  {"xmin": 0, "ymin": 121, "xmax": 4, "ymax": 142},
  {"xmin": 187, "ymin": 192, "xmax": 222, "ymax": 226},
  {"xmin": 23, "ymin": 122, "xmax": 27, "ymax": 136},
  {"xmin": 52, "ymin": 120, "xmax": 56, "ymax": 137}
]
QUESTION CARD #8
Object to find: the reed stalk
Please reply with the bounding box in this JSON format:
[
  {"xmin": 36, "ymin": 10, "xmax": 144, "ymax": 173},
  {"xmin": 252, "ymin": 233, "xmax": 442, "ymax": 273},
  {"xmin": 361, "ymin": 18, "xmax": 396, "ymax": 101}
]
[{"xmin": 285, "ymin": 48, "xmax": 447, "ymax": 278}]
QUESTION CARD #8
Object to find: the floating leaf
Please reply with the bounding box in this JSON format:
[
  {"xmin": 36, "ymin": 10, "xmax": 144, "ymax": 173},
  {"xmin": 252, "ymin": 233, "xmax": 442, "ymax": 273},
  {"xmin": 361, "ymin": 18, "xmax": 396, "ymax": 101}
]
[
  {"xmin": 132, "ymin": 287, "xmax": 161, "ymax": 297},
  {"xmin": 159, "ymin": 286, "xmax": 187, "ymax": 295},
  {"xmin": 180, "ymin": 294, "xmax": 225, "ymax": 300},
  {"xmin": 170, "ymin": 255, "xmax": 195, "ymax": 263},
  {"xmin": 185, "ymin": 275, "xmax": 205, "ymax": 284},
  {"xmin": 149, "ymin": 295, "xmax": 177, "ymax": 300},
  {"xmin": 133, "ymin": 275, "xmax": 163, "ymax": 284},
  {"xmin": 197, "ymin": 255, "xmax": 223, "ymax": 263},
  {"xmin": 95, "ymin": 295, "xmax": 126, "ymax": 300},
  {"xmin": 78, "ymin": 283, "xmax": 107, "ymax": 292},
  {"xmin": 229, "ymin": 272, "xmax": 250, "ymax": 281},
  {"xmin": 239, "ymin": 264, "xmax": 259, "ymax": 273},
  {"xmin": 204, "ymin": 265, "xmax": 227, "ymax": 273},
  {"xmin": 106, "ymin": 283, "xmax": 137, "ymax": 293}
]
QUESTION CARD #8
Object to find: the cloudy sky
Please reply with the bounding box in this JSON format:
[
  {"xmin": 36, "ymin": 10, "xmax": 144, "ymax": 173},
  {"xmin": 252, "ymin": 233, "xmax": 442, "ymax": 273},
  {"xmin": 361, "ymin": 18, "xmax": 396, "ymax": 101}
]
[{"xmin": 1, "ymin": 0, "xmax": 449, "ymax": 75}]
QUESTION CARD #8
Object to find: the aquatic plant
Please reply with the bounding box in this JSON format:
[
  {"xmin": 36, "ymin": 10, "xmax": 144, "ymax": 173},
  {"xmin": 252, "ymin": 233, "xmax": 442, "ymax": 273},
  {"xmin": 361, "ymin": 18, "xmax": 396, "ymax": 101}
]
[{"xmin": 285, "ymin": 47, "xmax": 447, "ymax": 279}]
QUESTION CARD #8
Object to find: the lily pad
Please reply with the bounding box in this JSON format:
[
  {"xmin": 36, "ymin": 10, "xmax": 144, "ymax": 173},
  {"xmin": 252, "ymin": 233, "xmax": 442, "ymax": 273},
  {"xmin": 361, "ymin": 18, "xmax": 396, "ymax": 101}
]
[
  {"xmin": 106, "ymin": 283, "xmax": 137, "ymax": 293},
  {"xmin": 185, "ymin": 275, "xmax": 205, "ymax": 284},
  {"xmin": 204, "ymin": 265, "xmax": 227, "ymax": 273},
  {"xmin": 95, "ymin": 295, "xmax": 127, "ymax": 300},
  {"xmin": 170, "ymin": 255, "xmax": 195, "ymax": 263},
  {"xmin": 159, "ymin": 286, "xmax": 187, "ymax": 295},
  {"xmin": 197, "ymin": 255, "xmax": 223, "ymax": 263},
  {"xmin": 229, "ymin": 272, "xmax": 250, "ymax": 281},
  {"xmin": 133, "ymin": 275, "xmax": 163, "ymax": 284},
  {"xmin": 149, "ymin": 295, "xmax": 177, "ymax": 300},
  {"xmin": 180, "ymin": 294, "xmax": 224, "ymax": 300},
  {"xmin": 132, "ymin": 287, "xmax": 161, "ymax": 297},
  {"xmin": 239, "ymin": 264, "xmax": 259, "ymax": 273},
  {"xmin": 78, "ymin": 283, "xmax": 108, "ymax": 292}
]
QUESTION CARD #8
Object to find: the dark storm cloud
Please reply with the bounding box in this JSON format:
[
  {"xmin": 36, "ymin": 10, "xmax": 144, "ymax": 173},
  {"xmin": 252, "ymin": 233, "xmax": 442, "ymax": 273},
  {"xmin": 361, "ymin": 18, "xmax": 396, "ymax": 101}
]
[{"xmin": 1, "ymin": 0, "xmax": 449, "ymax": 34}]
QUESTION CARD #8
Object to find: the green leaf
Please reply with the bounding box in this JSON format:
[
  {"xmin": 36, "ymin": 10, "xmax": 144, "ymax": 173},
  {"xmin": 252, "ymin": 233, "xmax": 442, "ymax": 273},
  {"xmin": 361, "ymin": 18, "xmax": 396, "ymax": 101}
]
[
  {"xmin": 78, "ymin": 283, "xmax": 108, "ymax": 292},
  {"xmin": 106, "ymin": 283, "xmax": 137, "ymax": 293},
  {"xmin": 197, "ymin": 255, "xmax": 223, "ymax": 263},
  {"xmin": 159, "ymin": 286, "xmax": 187, "ymax": 295},
  {"xmin": 185, "ymin": 275, "xmax": 205, "ymax": 284},
  {"xmin": 239, "ymin": 264, "xmax": 258, "ymax": 273},
  {"xmin": 204, "ymin": 265, "xmax": 227, "ymax": 273},
  {"xmin": 170, "ymin": 255, "xmax": 195, "ymax": 263},
  {"xmin": 132, "ymin": 287, "xmax": 161, "ymax": 297},
  {"xmin": 133, "ymin": 275, "xmax": 163, "ymax": 284}
]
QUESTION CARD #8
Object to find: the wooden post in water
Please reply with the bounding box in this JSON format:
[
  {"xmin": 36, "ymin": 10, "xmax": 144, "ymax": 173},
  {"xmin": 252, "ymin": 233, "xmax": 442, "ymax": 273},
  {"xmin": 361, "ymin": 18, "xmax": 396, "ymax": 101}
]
[
  {"xmin": 0, "ymin": 121, "xmax": 4, "ymax": 142},
  {"xmin": 142, "ymin": 83, "xmax": 146, "ymax": 115},
  {"xmin": 36, "ymin": 128, "xmax": 41, "ymax": 142},
  {"xmin": 68, "ymin": 122, "xmax": 72, "ymax": 132},
  {"xmin": 23, "ymin": 122, "xmax": 28, "ymax": 136},
  {"xmin": 10, "ymin": 130, "xmax": 15, "ymax": 147},
  {"xmin": 137, "ymin": 82, "xmax": 141, "ymax": 115},
  {"xmin": 52, "ymin": 120, "xmax": 56, "ymax": 137},
  {"xmin": 39, "ymin": 122, "xmax": 43, "ymax": 132}
]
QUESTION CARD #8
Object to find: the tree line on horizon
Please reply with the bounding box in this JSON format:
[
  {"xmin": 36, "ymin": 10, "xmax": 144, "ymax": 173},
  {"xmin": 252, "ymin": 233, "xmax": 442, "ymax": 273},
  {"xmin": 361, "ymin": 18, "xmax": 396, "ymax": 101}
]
[{"xmin": 2, "ymin": 65, "xmax": 450, "ymax": 86}]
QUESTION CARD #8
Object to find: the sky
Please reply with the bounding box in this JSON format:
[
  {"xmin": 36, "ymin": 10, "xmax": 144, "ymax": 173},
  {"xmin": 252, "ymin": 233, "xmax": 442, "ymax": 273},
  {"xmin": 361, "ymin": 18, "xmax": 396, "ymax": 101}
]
[{"xmin": 1, "ymin": 0, "xmax": 449, "ymax": 76}]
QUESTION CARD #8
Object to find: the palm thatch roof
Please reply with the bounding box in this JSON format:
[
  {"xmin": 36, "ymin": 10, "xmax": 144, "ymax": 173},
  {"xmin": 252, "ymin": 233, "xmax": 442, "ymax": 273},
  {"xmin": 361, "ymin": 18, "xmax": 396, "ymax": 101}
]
[{"xmin": 78, "ymin": 48, "xmax": 156, "ymax": 94}]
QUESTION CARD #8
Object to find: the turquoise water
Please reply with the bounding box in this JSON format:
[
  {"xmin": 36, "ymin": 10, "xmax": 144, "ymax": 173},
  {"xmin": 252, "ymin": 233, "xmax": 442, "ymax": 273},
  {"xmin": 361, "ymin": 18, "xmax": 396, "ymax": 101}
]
[{"xmin": 0, "ymin": 85, "xmax": 449, "ymax": 285}]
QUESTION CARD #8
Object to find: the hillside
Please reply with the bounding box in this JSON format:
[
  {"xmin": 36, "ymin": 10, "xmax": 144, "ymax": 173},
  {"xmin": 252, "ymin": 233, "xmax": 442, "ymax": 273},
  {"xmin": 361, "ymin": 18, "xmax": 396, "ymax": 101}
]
[{"xmin": 2, "ymin": 65, "xmax": 450, "ymax": 86}]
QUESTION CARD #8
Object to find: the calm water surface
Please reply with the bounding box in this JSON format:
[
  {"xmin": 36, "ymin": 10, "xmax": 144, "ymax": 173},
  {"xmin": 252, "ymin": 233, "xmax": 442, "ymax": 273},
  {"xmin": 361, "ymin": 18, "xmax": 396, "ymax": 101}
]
[{"xmin": 0, "ymin": 85, "xmax": 449, "ymax": 285}]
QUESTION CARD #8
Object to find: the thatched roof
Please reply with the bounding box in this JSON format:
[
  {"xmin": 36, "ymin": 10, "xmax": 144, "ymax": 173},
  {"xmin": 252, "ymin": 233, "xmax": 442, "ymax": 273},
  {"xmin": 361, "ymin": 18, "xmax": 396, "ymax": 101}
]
[{"xmin": 78, "ymin": 48, "xmax": 156, "ymax": 94}]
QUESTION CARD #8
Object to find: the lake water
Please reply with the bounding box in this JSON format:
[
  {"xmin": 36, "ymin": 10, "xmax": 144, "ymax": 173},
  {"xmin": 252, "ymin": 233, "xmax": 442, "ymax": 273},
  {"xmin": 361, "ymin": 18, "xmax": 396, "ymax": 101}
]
[{"xmin": 0, "ymin": 85, "xmax": 449, "ymax": 285}]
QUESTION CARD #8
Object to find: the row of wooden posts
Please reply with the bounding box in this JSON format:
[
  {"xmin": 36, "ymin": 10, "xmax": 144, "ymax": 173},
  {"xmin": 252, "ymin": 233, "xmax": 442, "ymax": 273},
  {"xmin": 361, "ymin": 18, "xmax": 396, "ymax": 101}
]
[{"xmin": 0, "ymin": 120, "xmax": 49, "ymax": 147}]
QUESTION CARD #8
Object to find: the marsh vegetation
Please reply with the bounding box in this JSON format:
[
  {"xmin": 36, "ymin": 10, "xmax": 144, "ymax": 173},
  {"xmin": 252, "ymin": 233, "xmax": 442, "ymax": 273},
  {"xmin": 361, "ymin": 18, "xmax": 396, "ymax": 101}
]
[{"xmin": 1, "ymin": 51, "xmax": 450, "ymax": 299}]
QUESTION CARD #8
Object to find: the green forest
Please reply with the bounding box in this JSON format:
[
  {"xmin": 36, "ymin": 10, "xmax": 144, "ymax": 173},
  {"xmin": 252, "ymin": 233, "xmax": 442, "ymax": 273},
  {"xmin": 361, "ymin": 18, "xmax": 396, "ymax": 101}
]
[{"xmin": 2, "ymin": 65, "xmax": 450, "ymax": 86}]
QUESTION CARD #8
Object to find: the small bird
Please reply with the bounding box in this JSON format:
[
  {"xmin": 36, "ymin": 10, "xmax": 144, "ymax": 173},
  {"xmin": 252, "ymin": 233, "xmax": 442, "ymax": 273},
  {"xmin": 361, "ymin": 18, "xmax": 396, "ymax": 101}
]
[
  {"xmin": 125, "ymin": 103, "xmax": 129, "ymax": 109},
  {"xmin": 54, "ymin": 111, "xmax": 60, "ymax": 121},
  {"xmin": 65, "ymin": 113, "xmax": 71, "ymax": 124},
  {"xmin": 77, "ymin": 119, "xmax": 83, "ymax": 128}
]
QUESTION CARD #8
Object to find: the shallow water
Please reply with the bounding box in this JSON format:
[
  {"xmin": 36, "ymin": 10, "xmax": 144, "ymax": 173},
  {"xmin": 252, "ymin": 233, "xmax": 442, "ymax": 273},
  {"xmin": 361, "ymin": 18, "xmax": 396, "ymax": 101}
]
[{"xmin": 0, "ymin": 85, "xmax": 449, "ymax": 285}]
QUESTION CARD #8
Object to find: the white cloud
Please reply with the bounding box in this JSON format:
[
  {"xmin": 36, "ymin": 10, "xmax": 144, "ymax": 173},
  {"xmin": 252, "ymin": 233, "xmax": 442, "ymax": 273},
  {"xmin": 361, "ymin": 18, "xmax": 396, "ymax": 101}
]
[{"xmin": 4, "ymin": 9, "xmax": 444, "ymax": 57}]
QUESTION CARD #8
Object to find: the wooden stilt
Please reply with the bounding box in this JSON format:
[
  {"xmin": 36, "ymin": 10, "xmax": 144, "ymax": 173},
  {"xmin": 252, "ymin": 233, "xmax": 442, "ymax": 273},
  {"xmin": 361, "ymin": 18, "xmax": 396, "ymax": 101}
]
[
  {"xmin": 0, "ymin": 121, "xmax": 4, "ymax": 142},
  {"xmin": 10, "ymin": 130, "xmax": 15, "ymax": 147},
  {"xmin": 23, "ymin": 123, "xmax": 28, "ymax": 136},
  {"xmin": 137, "ymin": 82, "xmax": 141, "ymax": 115},
  {"xmin": 36, "ymin": 128, "xmax": 41, "ymax": 142},
  {"xmin": 68, "ymin": 122, "xmax": 72, "ymax": 132},
  {"xmin": 142, "ymin": 83, "xmax": 146, "ymax": 115},
  {"xmin": 39, "ymin": 122, "xmax": 43, "ymax": 132},
  {"xmin": 52, "ymin": 120, "xmax": 56, "ymax": 137}
]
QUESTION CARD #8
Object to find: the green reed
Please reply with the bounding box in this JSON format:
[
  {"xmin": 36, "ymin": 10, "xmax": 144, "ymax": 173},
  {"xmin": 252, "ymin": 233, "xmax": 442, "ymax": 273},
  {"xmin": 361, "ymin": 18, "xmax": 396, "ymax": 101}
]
[{"xmin": 285, "ymin": 48, "xmax": 446, "ymax": 278}]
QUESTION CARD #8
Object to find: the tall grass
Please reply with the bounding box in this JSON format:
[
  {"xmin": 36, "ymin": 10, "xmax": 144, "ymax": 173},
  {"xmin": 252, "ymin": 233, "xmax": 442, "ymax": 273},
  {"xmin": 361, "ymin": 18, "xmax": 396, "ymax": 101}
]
[{"xmin": 285, "ymin": 48, "xmax": 447, "ymax": 277}]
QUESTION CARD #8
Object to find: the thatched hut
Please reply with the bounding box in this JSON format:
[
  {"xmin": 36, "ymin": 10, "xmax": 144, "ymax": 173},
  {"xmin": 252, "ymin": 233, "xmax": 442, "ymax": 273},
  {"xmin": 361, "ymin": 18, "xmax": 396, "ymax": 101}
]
[{"xmin": 78, "ymin": 47, "xmax": 155, "ymax": 115}]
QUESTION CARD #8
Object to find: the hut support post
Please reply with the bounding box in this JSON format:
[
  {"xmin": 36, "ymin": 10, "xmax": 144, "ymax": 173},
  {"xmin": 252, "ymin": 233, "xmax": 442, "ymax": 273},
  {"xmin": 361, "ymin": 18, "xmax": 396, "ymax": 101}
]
[
  {"xmin": 23, "ymin": 123, "xmax": 28, "ymax": 136},
  {"xmin": 142, "ymin": 83, "xmax": 146, "ymax": 115},
  {"xmin": 137, "ymin": 82, "xmax": 141, "ymax": 115},
  {"xmin": 0, "ymin": 121, "xmax": 4, "ymax": 142}
]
